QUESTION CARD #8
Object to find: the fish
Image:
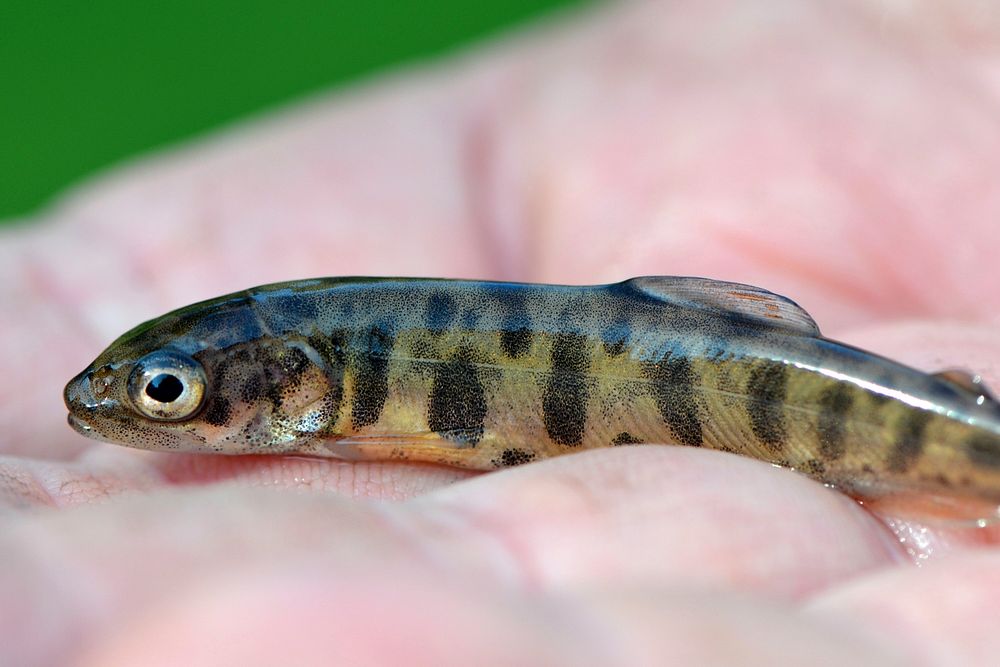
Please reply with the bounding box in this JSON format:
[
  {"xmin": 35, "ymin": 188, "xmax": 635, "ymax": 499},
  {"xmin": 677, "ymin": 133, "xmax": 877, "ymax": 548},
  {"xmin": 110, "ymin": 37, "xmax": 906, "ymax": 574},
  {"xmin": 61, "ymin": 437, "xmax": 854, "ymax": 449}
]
[{"xmin": 64, "ymin": 276, "xmax": 1000, "ymax": 519}]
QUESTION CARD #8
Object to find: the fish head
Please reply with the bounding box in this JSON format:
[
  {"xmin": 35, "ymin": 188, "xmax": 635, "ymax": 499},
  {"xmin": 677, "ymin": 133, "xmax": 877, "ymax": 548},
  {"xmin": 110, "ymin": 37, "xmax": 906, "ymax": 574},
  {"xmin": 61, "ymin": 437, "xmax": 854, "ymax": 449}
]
[{"xmin": 64, "ymin": 289, "xmax": 342, "ymax": 454}]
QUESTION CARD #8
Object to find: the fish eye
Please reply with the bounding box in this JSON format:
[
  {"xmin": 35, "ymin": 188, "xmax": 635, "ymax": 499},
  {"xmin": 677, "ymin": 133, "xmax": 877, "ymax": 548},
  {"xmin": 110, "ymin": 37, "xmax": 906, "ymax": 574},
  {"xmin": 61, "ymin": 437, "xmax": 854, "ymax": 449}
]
[
  {"xmin": 128, "ymin": 350, "xmax": 206, "ymax": 421},
  {"xmin": 146, "ymin": 374, "xmax": 184, "ymax": 402}
]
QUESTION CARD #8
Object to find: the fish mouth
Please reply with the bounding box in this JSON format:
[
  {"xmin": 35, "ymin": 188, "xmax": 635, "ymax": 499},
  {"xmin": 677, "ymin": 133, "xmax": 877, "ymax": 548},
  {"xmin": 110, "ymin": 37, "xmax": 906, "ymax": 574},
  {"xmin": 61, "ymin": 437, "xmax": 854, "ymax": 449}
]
[{"xmin": 67, "ymin": 412, "xmax": 95, "ymax": 436}]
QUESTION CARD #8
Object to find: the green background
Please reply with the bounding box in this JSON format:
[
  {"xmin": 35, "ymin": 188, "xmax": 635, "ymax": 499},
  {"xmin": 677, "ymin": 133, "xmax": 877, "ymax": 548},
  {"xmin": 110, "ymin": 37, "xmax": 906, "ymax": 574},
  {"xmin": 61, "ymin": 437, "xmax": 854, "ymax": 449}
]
[{"xmin": 0, "ymin": 0, "xmax": 584, "ymax": 222}]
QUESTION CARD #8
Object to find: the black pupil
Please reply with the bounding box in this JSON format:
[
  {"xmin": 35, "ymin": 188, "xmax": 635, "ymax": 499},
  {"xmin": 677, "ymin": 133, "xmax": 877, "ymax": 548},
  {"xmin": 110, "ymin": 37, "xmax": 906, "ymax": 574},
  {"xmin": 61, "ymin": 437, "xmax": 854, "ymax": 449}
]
[{"xmin": 146, "ymin": 374, "xmax": 185, "ymax": 403}]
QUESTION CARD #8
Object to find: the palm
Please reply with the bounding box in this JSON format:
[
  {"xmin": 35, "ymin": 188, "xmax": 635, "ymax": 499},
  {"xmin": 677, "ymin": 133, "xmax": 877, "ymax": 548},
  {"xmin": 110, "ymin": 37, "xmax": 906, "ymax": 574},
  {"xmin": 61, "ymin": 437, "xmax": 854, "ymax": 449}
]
[{"xmin": 3, "ymin": 2, "xmax": 1000, "ymax": 664}]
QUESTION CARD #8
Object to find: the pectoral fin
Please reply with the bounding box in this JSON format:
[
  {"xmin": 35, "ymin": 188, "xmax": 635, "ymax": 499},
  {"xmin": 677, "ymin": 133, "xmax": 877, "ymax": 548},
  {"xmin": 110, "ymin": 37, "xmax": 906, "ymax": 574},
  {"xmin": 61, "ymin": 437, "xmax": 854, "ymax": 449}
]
[{"xmin": 320, "ymin": 432, "xmax": 492, "ymax": 469}]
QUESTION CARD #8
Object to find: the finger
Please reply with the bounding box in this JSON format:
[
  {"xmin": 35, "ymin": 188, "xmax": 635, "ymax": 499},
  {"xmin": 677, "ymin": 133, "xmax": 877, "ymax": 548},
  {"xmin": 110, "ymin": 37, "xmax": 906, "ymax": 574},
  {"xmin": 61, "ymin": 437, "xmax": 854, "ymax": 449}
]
[
  {"xmin": 418, "ymin": 446, "xmax": 898, "ymax": 597},
  {"xmin": 2, "ymin": 448, "xmax": 898, "ymax": 665},
  {"xmin": 0, "ymin": 447, "xmax": 477, "ymax": 511},
  {"xmin": 2, "ymin": 486, "xmax": 460, "ymax": 665},
  {"xmin": 807, "ymin": 552, "xmax": 1000, "ymax": 665},
  {"xmin": 80, "ymin": 572, "xmax": 901, "ymax": 667}
]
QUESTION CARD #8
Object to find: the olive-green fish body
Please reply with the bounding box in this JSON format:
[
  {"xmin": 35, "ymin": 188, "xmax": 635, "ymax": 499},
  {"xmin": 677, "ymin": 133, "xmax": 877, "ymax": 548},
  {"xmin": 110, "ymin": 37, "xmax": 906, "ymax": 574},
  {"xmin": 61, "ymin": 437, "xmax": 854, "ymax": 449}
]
[{"xmin": 64, "ymin": 277, "xmax": 1000, "ymax": 512}]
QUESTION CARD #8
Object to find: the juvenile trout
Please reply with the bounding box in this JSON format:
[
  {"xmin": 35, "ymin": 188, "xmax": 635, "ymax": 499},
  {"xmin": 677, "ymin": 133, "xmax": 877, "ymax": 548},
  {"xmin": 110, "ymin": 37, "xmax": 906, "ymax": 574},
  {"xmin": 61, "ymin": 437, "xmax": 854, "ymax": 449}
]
[{"xmin": 64, "ymin": 277, "xmax": 1000, "ymax": 513}]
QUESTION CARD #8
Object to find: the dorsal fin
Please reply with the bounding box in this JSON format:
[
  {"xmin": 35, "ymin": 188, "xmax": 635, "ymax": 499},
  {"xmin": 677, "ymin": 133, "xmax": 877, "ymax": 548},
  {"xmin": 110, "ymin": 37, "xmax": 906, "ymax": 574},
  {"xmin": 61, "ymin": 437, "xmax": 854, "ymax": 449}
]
[
  {"xmin": 626, "ymin": 276, "xmax": 821, "ymax": 336},
  {"xmin": 933, "ymin": 369, "xmax": 998, "ymax": 404}
]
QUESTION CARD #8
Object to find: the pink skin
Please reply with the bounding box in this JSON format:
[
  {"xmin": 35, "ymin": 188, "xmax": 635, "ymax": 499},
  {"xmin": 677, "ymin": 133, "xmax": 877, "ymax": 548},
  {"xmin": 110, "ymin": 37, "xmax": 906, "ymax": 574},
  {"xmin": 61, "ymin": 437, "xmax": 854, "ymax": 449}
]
[{"xmin": 3, "ymin": 1, "xmax": 1000, "ymax": 664}]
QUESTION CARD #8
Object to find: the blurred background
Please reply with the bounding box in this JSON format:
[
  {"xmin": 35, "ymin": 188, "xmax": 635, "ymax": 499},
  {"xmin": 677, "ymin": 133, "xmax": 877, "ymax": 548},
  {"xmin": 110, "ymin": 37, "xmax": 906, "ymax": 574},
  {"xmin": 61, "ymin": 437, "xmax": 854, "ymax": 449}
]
[{"xmin": 0, "ymin": 0, "xmax": 586, "ymax": 223}]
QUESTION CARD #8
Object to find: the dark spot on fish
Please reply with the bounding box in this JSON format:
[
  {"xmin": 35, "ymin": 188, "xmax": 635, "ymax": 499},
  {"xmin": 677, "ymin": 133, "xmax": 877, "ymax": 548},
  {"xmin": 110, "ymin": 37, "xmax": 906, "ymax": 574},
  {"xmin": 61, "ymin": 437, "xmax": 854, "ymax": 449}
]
[
  {"xmin": 309, "ymin": 331, "xmax": 348, "ymax": 368},
  {"xmin": 270, "ymin": 293, "xmax": 319, "ymax": 325},
  {"xmin": 264, "ymin": 371, "xmax": 285, "ymax": 413},
  {"xmin": 367, "ymin": 324, "xmax": 394, "ymax": 357},
  {"xmin": 196, "ymin": 308, "xmax": 265, "ymax": 350},
  {"xmin": 461, "ymin": 308, "xmax": 482, "ymax": 330},
  {"xmin": 800, "ymin": 458, "xmax": 826, "ymax": 477},
  {"xmin": 601, "ymin": 323, "xmax": 629, "ymax": 357},
  {"xmin": 205, "ymin": 348, "xmax": 250, "ymax": 391},
  {"xmin": 241, "ymin": 375, "xmax": 264, "ymax": 402},
  {"xmin": 203, "ymin": 396, "xmax": 231, "ymax": 427},
  {"xmin": 351, "ymin": 325, "xmax": 393, "ymax": 429},
  {"xmin": 211, "ymin": 357, "xmax": 230, "ymax": 384},
  {"xmin": 426, "ymin": 292, "xmax": 457, "ymax": 333},
  {"xmin": 499, "ymin": 289, "xmax": 532, "ymax": 358},
  {"xmin": 886, "ymin": 410, "xmax": 931, "ymax": 473},
  {"xmin": 603, "ymin": 339, "xmax": 626, "ymax": 357},
  {"xmin": 492, "ymin": 448, "xmax": 536, "ymax": 467},
  {"xmin": 704, "ymin": 342, "xmax": 729, "ymax": 362},
  {"xmin": 966, "ymin": 433, "xmax": 1000, "ymax": 469},
  {"xmin": 746, "ymin": 362, "xmax": 787, "ymax": 450},
  {"xmin": 279, "ymin": 347, "xmax": 310, "ymax": 386},
  {"xmin": 869, "ymin": 392, "xmax": 891, "ymax": 406},
  {"xmin": 543, "ymin": 334, "xmax": 590, "ymax": 446},
  {"xmin": 500, "ymin": 327, "xmax": 532, "ymax": 358},
  {"xmin": 408, "ymin": 337, "xmax": 437, "ymax": 365},
  {"xmin": 817, "ymin": 385, "xmax": 853, "ymax": 460},
  {"xmin": 307, "ymin": 332, "xmax": 348, "ymax": 428},
  {"xmin": 645, "ymin": 352, "xmax": 702, "ymax": 447},
  {"xmin": 427, "ymin": 350, "xmax": 487, "ymax": 444},
  {"xmin": 612, "ymin": 431, "xmax": 643, "ymax": 445},
  {"xmin": 339, "ymin": 296, "xmax": 356, "ymax": 319},
  {"xmin": 611, "ymin": 278, "xmax": 648, "ymax": 301}
]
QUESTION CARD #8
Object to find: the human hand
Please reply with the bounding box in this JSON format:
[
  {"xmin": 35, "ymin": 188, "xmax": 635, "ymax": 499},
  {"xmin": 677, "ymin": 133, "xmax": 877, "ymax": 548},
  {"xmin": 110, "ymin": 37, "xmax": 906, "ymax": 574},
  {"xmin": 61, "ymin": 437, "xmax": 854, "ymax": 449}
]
[{"xmin": 4, "ymin": 2, "xmax": 1000, "ymax": 664}]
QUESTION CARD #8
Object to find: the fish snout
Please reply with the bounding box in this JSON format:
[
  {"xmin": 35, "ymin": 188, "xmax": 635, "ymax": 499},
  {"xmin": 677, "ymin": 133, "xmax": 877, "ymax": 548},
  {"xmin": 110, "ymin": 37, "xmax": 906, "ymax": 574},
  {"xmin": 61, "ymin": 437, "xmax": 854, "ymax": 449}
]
[
  {"xmin": 64, "ymin": 367, "xmax": 118, "ymax": 436},
  {"xmin": 64, "ymin": 369, "xmax": 96, "ymax": 410}
]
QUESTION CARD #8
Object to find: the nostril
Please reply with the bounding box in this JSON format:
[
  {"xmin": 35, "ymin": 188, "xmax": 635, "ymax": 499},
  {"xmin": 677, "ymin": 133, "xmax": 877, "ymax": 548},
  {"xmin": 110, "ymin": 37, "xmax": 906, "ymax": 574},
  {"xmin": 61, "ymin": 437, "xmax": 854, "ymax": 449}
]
[{"xmin": 91, "ymin": 374, "xmax": 111, "ymax": 397}]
